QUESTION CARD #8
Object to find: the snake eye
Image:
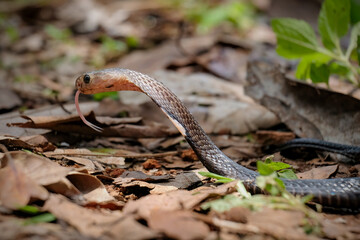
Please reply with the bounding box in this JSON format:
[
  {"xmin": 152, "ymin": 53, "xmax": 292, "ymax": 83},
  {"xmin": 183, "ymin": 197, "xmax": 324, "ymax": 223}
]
[{"xmin": 83, "ymin": 74, "xmax": 91, "ymax": 84}]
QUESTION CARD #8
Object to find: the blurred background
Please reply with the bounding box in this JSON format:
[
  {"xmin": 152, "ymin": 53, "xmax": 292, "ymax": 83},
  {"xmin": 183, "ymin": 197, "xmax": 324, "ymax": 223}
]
[{"xmin": 0, "ymin": 0, "xmax": 358, "ymax": 140}]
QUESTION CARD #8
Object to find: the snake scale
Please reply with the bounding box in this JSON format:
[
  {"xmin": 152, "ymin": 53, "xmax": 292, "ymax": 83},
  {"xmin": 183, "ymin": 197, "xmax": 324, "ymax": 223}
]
[{"xmin": 75, "ymin": 68, "xmax": 360, "ymax": 210}]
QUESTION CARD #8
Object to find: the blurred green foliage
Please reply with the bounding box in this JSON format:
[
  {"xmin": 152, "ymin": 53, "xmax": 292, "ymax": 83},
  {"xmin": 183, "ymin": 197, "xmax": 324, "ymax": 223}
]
[
  {"xmin": 0, "ymin": 13, "xmax": 20, "ymax": 43},
  {"xmin": 164, "ymin": 0, "xmax": 255, "ymax": 33},
  {"xmin": 14, "ymin": 74, "xmax": 38, "ymax": 83},
  {"xmin": 44, "ymin": 24, "xmax": 72, "ymax": 42}
]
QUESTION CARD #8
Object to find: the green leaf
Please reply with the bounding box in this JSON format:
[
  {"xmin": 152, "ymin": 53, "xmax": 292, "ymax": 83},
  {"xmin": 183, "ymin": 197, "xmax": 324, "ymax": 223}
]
[
  {"xmin": 23, "ymin": 213, "xmax": 56, "ymax": 225},
  {"xmin": 278, "ymin": 169, "xmax": 298, "ymax": 179},
  {"xmin": 296, "ymin": 52, "xmax": 332, "ymax": 80},
  {"xmin": 328, "ymin": 62, "xmax": 351, "ymax": 76},
  {"xmin": 257, "ymin": 161, "xmax": 275, "ymax": 176},
  {"xmin": 265, "ymin": 161, "xmax": 291, "ymax": 171},
  {"xmin": 301, "ymin": 194, "xmax": 314, "ymax": 204},
  {"xmin": 318, "ymin": 0, "xmax": 350, "ymax": 50},
  {"xmin": 198, "ymin": 172, "xmax": 234, "ymax": 183},
  {"xmin": 296, "ymin": 58, "xmax": 312, "ymax": 80},
  {"xmin": 18, "ymin": 205, "xmax": 40, "ymax": 214},
  {"xmin": 271, "ymin": 18, "xmax": 320, "ymax": 58},
  {"xmin": 236, "ymin": 181, "xmax": 251, "ymax": 198},
  {"xmin": 346, "ymin": 22, "xmax": 360, "ymax": 58},
  {"xmin": 274, "ymin": 178, "xmax": 286, "ymax": 190},
  {"xmin": 350, "ymin": 0, "xmax": 360, "ymax": 24},
  {"xmin": 310, "ymin": 63, "xmax": 330, "ymax": 83}
]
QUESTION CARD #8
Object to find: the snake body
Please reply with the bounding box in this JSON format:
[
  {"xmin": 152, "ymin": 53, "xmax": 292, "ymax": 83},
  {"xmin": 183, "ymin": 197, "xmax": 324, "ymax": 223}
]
[{"xmin": 75, "ymin": 68, "xmax": 360, "ymax": 210}]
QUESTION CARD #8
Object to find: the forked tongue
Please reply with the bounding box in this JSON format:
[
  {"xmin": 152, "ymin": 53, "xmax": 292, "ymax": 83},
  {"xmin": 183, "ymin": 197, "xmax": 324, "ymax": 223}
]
[{"xmin": 75, "ymin": 90, "xmax": 103, "ymax": 132}]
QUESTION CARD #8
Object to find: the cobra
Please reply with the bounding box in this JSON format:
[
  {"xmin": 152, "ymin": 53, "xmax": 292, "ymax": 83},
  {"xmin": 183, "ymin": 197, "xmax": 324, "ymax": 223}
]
[{"xmin": 75, "ymin": 68, "xmax": 360, "ymax": 210}]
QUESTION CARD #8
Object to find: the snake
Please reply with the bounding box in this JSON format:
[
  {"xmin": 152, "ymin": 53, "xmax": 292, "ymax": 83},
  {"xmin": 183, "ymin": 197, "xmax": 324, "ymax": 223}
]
[{"xmin": 74, "ymin": 68, "xmax": 360, "ymax": 210}]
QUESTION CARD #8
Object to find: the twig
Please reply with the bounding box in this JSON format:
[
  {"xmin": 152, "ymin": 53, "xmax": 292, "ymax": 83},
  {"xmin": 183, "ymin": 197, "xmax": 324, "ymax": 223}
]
[{"xmin": 45, "ymin": 150, "xmax": 179, "ymax": 159}]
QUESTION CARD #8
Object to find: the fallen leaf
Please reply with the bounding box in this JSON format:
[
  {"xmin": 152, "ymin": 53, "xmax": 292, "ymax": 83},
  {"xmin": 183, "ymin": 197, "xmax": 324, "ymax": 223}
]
[
  {"xmin": 121, "ymin": 181, "xmax": 178, "ymax": 195},
  {"xmin": 0, "ymin": 215, "xmax": 86, "ymax": 239},
  {"xmin": 247, "ymin": 208, "xmax": 310, "ymax": 240},
  {"xmin": 43, "ymin": 194, "xmax": 158, "ymax": 239},
  {"xmin": 297, "ymin": 165, "xmax": 338, "ymax": 180},
  {"xmin": 5, "ymin": 151, "xmax": 72, "ymax": 186},
  {"xmin": 123, "ymin": 190, "xmax": 192, "ymax": 219},
  {"xmin": 245, "ymin": 59, "xmax": 360, "ymax": 147},
  {"xmin": 0, "ymin": 164, "xmax": 48, "ymax": 209},
  {"xmin": 158, "ymin": 172, "xmax": 202, "ymax": 189},
  {"xmin": 66, "ymin": 172, "xmax": 114, "ymax": 202},
  {"xmin": 148, "ymin": 210, "xmax": 210, "ymax": 240},
  {"xmin": 114, "ymin": 170, "xmax": 171, "ymax": 185},
  {"xmin": 64, "ymin": 156, "xmax": 96, "ymax": 171},
  {"xmin": 123, "ymin": 182, "xmax": 238, "ymax": 219}
]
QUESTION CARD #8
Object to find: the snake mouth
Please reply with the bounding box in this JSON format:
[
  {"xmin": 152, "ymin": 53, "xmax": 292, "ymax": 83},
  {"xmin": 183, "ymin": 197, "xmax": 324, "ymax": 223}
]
[{"xmin": 75, "ymin": 77, "xmax": 84, "ymax": 91}]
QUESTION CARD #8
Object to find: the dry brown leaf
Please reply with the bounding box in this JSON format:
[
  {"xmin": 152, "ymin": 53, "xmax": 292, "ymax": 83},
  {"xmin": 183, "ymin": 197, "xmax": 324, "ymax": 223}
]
[
  {"xmin": 322, "ymin": 215, "xmax": 360, "ymax": 239},
  {"xmin": 121, "ymin": 181, "xmax": 178, "ymax": 194},
  {"xmin": 245, "ymin": 59, "xmax": 360, "ymax": 146},
  {"xmin": 123, "ymin": 190, "xmax": 190, "ymax": 219},
  {"xmin": 19, "ymin": 135, "xmax": 56, "ymax": 152},
  {"xmin": 0, "ymin": 135, "xmax": 55, "ymax": 152},
  {"xmin": 247, "ymin": 208, "xmax": 311, "ymax": 240},
  {"xmin": 0, "ymin": 214, "xmax": 87, "ymax": 240},
  {"xmin": 162, "ymin": 158, "xmax": 195, "ymax": 169},
  {"xmin": 67, "ymin": 172, "xmax": 114, "ymax": 202},
  {"xmin": 92, "ymin": 156, "xmax": 126, "ymax": 166},
  {"xmin": 0, "ymin": 164, "xmax": 48, "ymax": 209},
  {"xmin": 64, "ymin": 156, "xmax": 96, "ymax": 170},
  {"xmin": 158, "ymin": 172, "xmax": 202, "ymax": 189},
  {"xmin": 6, "ymin": 151, "xmax": 72, "ymax": 186},
  {"xmin": 43, "ymin": 194, "xmax": 158, "ymax": 239},
  {"xmin": 45, "ymin": 177, "xmax": 81, "ymax": 198},
  {"xmin": 148, "ymin": 210, "xmax": 210, "ymax": 240},
  {"xmin": 44, "ymin": 148, "xmax": 94, "ymax": 156},
  {"xmin": 123, "ymin": 182, "xmax": 238, "ymax": 219},
  {"xmin": 114, "ymin": 170, "xmax": 171, "ymax": 184},
  {"xmin": 297, "ymin": 165, "xmax": 338, "ymax": 180},
  {"xmin": 0, "ymin": 136, "xmax": 33, "ymax": 152}
]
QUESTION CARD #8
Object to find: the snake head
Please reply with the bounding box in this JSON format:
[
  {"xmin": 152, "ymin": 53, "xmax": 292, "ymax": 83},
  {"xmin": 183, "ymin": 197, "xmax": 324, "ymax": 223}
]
[
  {"xmin": 75, "ymin": 69, "xmax": 142, "ymax": 94},
  {"xmin": 75, "ymin": 71, "xmax": 111, "ymax": 94}
]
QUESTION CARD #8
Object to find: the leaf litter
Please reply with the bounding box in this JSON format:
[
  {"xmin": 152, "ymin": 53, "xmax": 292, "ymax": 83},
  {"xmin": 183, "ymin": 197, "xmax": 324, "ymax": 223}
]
[{"xmin": 1, "ymin": 0, "xmax": 360, "ymax": 239}]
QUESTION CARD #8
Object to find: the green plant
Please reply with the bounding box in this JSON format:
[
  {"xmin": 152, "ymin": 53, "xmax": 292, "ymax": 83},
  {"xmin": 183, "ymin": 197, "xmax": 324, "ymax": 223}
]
[
  {"xmin": 271, "ymin": 0, "xmax": 360, "ymax": 86},
  {"xmin": 199, "ymin": 165, "xmax": 321, "ymax": 235},
  {"xmin": 257, "ymin": 155, "xmax": 298, "ymax": 180}
]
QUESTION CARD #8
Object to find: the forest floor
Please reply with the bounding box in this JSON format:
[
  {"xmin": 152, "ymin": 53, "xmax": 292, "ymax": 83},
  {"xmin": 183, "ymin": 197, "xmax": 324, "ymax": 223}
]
[{"xmin": 0, "ymin": 0, "xmax": 359, "ymax": 239}]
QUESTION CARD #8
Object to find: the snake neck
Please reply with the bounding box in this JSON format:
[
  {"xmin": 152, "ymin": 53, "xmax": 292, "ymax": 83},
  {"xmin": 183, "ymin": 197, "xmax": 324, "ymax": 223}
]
[{"xmin": 124, "ymin": 69, "xmax": 257, "ymax": 180}]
